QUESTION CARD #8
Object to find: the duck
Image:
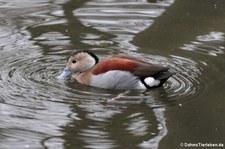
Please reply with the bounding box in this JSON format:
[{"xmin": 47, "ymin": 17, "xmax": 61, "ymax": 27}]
[{"xmin": 57, "ymin": 50, "xmax": 173, "ymax": 90}]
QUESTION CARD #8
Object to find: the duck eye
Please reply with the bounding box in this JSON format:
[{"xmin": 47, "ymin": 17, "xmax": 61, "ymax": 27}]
[{"xmin": 72, "ymin": 60, "xmax": 76, "ymax": 63}]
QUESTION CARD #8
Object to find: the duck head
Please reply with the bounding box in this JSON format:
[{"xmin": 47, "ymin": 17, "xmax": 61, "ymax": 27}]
[{"xmin": 57, "ymin": 50, "xmax": 99, "ymax": 79}]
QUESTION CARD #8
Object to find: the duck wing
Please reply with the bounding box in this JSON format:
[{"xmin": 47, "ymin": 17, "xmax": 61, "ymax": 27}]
[{"xmin": 92, "ymin": 56, "xmax": 167, "ymax": 78}]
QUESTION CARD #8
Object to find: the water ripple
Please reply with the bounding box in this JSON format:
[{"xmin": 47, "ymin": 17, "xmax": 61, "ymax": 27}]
[
  {"xmin": 165, "ymin": 55, "xmax": 201, "ymax": 101},
  {"xmin": 181, "ymin": 31, "xmax": 225, "ymax": 56}
]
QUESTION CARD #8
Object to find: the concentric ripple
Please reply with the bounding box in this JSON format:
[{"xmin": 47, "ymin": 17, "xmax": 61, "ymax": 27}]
[
  {"xmin": 164, "ymin": 55, "xmax": 201, "ymax": 101},
  {"xmin": 0, "ymin": 49, "xmax": 112, "ymax": 106},
  {"xmin": 1, "ymin": 51, "xmax": 62, "ymax": 103}
]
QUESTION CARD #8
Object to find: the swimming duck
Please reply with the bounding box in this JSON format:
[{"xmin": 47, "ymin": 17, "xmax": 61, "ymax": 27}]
[{"xmin": 58, "ymin": 50, "xmax": 173, "ymax": 90}]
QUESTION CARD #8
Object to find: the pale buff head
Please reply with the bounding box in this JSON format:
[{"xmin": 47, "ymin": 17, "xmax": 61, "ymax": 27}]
[{"xmin": 66, "ymin": 50, "xmax": 98, "ymax": 73}]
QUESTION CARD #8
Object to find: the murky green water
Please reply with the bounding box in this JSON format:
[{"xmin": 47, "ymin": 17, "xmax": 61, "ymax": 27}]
[{"xmin": 0, "ymin": 0, "xmax": 224, "ymax": 149}]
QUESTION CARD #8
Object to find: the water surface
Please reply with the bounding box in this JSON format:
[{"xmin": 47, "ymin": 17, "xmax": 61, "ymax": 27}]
[{"xmin": 0, "ymin": 0, "xmax": 225, "ymax": 149}]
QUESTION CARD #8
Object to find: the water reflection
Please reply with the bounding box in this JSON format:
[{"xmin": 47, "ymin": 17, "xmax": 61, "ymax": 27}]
[
  {"xmin": 181, "ymin": 31, "xmax": 225, "ymax": 56},
  {"xmin": 63, "ymin": 96, "xmax": 168, "ymax": 149},
  {"xmin": 74, "ymin": 0, "xmax": 174, "ymax": 51}
]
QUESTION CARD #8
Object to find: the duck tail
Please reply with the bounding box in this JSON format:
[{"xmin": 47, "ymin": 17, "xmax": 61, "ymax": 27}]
[{"xmin": 152, "ymin": 67, "xmax": 174, "ymax": 87}]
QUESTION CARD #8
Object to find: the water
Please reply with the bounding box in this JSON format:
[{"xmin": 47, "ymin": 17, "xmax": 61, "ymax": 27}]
[{"xmin": 0, "ymin": 0, "xmax": 225, "ymax": 149}]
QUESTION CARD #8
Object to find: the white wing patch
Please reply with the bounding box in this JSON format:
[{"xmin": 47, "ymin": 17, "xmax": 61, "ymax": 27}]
[{"xmin": 144, "ymin": 77, "xmax": 160, "ymax": 87}]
